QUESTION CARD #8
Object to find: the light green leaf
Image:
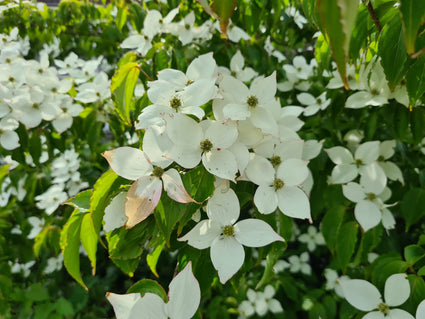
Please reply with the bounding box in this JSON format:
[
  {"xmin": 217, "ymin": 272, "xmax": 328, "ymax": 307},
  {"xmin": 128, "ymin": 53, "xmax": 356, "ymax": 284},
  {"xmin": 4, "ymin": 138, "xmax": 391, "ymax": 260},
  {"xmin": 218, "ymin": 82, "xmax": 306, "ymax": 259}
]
[
  {"xmin": 147, "ymin": 240, "xmax": 165, "ymax": 277},
  {"xmin": 80, "ymin": 213, "xmax": 98, "ymax": 275},
  {"xmin": 60, "ymin": 209, "xmax": 87, "ymax": 290},
  {"xmin": 127, "ymin": 279, "xmax": 168, "ymax": 303},
  {"xmin": 65, "ymin": 189, "xmax": 93, "ymax": 212},
  {"xmin": 256, "ymin": 241, "xmax": 287, "ymax": 289},
  {"xmin": 111, "ymin": 62, "xmax": 140, "ymax": 125},
  {"xmin": 399, "ymin": 0, "xmax": 425, "ymax": 54}
]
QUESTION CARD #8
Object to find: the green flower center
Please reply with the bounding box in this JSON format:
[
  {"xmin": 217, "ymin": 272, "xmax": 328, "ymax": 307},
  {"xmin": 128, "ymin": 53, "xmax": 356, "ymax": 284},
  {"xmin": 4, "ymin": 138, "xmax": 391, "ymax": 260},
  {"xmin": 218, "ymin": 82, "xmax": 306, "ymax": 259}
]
[
  {"xmin": 230, "ymin": 70, "xmax": 237, "ymax": 77},
  {"xmin": 222, "ymin": 225, "xmax": 234, "ymax": 237},
  {"xmin": 371, "ymin": 88, "xmax": 379, "ymax": 96},
  {"xmin": 378, "ymin": 155, "xmax": 385, "ymax": 162},
  {"xmin": 51, "ymin": 87, "xmax": 58, "ymax": 93},
  {"xmin": 273, "ymin": 178, "xmax": 284, "ymax": 190},
  {"xmin": 200, "ymin": 139, "xmax": 213, "ymax": 152},
  {"xmin": 354, "ymin": 158, "xmax": 363, "ymax": 167},
  {"xmin": 152, "ymin": 166, "xmax": 164, "ymax": 178},
  {"xmin": 317, "ymin": 98, "xmax": 322, "ymax": 104},
  {"xmin": 185, "ymin": 23, "xmax": 190, "ymax": 30},
  {"xmin": 5, "ymin": 58, "xmax": 11, "ymax": 64},
  {"xmin": 367, "ymin": 193, "xmax": 376, "ymax": 201},
  {"xmin": 38, "ymin": 68, "xmax": 43, "ymax": 74},
  {"xmin": 8, "ymin": 76, "xmax": 14, "ymax": 83},
  {"xmin": 32, "ymin": 103, "xmax": 39, "ymax": 109},
  {"xmin": 247, "ymin": 95, "xmax": 258, "ymax": 108},
  {"xmin": 378, "ymin": 302, "xmax": 389, "ymax": 315},
  {"xmin": 185, "ymin": 80, "xmax": 193, "ymax": 86},
  {"xmin": 170, "ymin": 97, "xmax": 182, "ymax": 111},
  {"xmin": 270, "ymin": 155, "xmax": 282, "ymax": 167}
]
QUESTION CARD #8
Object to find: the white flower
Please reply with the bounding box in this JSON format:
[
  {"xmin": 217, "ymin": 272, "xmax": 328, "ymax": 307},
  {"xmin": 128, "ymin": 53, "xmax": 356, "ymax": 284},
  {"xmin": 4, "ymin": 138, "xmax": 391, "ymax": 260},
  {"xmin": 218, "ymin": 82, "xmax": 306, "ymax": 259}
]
[
  {"xmin": 416, "ymin": 300, "xmax": 425, "ymax": 319},
  {"xmin": 377, "ymin": 140, "xmax": 404, "ymax": 184},
  {"xmin": 345, "ymin": 60, "xmax": 391, "ymax": 109},
  {"xmin": 0, "ymin": 116, "xmax": 19, "ymax": 150},
  {"xmin": 298, "ymin": 226, "xmax": 325, "ymax": 251},
  {"xmin": 102, "ymin": 145, "xmax": 195, "ymax": 228},
  {"xmin": 287, "ymin": 252, "xmax": 311, "ymax": 275},
  {"xmin": 326, "ymin": 141, "xmax": 386, "ymax": 185},
  {"xmin": 238, "ymin": 285, "xmax": 283, "ymax": 318},
  {"xmin": 297, "ymin": 92, "xmax": 331, "ymax": 116},
  {"xmin": 44, "ymin": 254, "xmax": 64, "ymax": 274},
  {"xmin": 284, "ymin": 6, "xmax": 307, "ymax": 29},
  {"xmin": 218, "ymin": 50, "xmax": 257, "ymax": 82},
  {"xmin": 340, "ymin": 273, "xmax": 414, "ymax": 319},
  {"xmin": 107, "ymin": 262, "xmax": 200, "ymax": 319},
  {"xmin": 245, "ymin": 154, "xmax": 311, "ymax": 220},
  {"xmin": 165, "ymin": 114, "xmax": 239, "ymax": 180},
  {"xmin": 35, "ymin": 184, "xmax": 68, "ymax": 215},
  {"xmin": 324, "ymin": 268, "xmax": 349, "ymax": 298},
  {"xmin": 179, "ymin": 185, "xmax": 284, "ymax": 283},
  {"xmin": 27, "ymin": 216, "xmax": 45, "ymax": 239}
]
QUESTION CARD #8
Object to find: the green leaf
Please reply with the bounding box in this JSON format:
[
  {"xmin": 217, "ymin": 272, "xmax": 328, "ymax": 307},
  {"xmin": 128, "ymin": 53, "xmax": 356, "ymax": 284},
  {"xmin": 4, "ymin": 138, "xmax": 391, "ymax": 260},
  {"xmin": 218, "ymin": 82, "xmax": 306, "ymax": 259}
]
[
  {"xmin": 28, "ymin": 132, "xmax": 42, "ymax": 165},
  {"xmin": 318, "ymin": 0, "xmax": 359, "ymax": 89},
  {"xmin": 27, "ymin": 283, "xmax": 49, "ymax": 302},
  {"xmin": 65, "ymin": 189, "xmax": 93, "ymax": 212},
  {"xmin": 116, "ymin": 6, "xmax": 128, "ymax": 32},
  {"xmin": 111, "ymin": 62, "xmax": 140, "ymax": 125},
  {"xmin": 399, "ymin": 0, "xmax": 425, "ymax": 54},
  {"xmin": 393, "ymin": 102, "xmax": 409, "ymax": 141},
  {"xmin": 410, "ymin": 107, "xmax": 425, "ymax": 144},
  {"xmin": 378, "ymin": 14, "xmax": 407, "ymax": 89},
  {"xmin": 55, "ymin": 297, "xmax": 74, "ymax": 316},
  {"xmin": 210, "ymin": 0, "xmax": 237, "ymax": 37},
  {"xmin": 60, "ymin": 209, "xmax": 87, "ymax": 290},
  {"xmin": 80, "ymin": 213, "xmax": 98, "ymax": 275},
  {"xmin": 90, "ymin": 170, "xmax": 124, "ymax": 238},
  {"xmin": 256, "ymin": 241, "xmax": 287, "ymax": 289},
  {"xmin": 155, "ymin": 193, "xmax": 186, "ymax": 246},
  {"xmin": 126, "ymin": 279, "xmax": 168, "ymax": 302},
  {"xmin": 349, "ymin": 4, "xmax": 369, "ymax": 60},
  {"xmin": 146, "ymin": 240, "xmax": 165, "ymax": 277},
  {"xmin": 336, "ymin": 221, "xmax": 358, "ymax": 272},
  {"xmin": 406, "ymin": 55, "xmax": 425, "ymax": 106},
  {"xmin": 321, "ymin": 206, "xmax": 346, "ymax": 250},
  {"xmin": 315, "ymin": 33, "xmax": 332, "ymax": 72},
  {"xmin": 405, "ymin": 245, "xmax": 425, "ymax": 266},
  {"xmin": 401, "ymin": 188, "xmax": 425, "ymax": 231}
]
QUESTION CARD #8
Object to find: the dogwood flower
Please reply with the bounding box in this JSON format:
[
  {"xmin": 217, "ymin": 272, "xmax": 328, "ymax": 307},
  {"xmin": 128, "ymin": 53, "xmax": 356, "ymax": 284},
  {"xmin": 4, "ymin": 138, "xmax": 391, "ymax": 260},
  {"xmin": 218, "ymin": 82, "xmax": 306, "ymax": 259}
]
[
  {"xmin": 245, "ymin": 154, "xmax": 311, "ymax": 220},
  {"xmin": 343, "ymin": 177, "xmax": 394, "ymax": 231},
  {"xmin": 102, "ymin": 145, "xmax": 194, "ymax": 228},
  {"xmin": 297, "ymin": 92, "xmax": 331, "ymax": 116},
  {"xmin": 165, "ymin": 113, "xmax": 239, "ymax": 180},
  {"xmin": 298, "ymin": 226, "xmax": 325, "ymax": 251},
  {"xmin": 377, "ymin": 140, "xmax": 404, "ymax": 184},
  {"xmin": 238, "ymin": 285, "xmax": 283, "ymax": 318},
  {"xmin": 107, "ymin": 262, "xmax": 200, "ymax": 319},
  {"xmin": 179, "ymin": 185, "xmax": 284, "ymax": 283},
  {"xmin": 326, "ymin": 141, "xmax": 386, "ymax": 185},
  {"xmin": 340, "ymin": 273, "xmax": 413, "ymax": 319},
  {"xmin": 218, "ymin": 50, "xmax": 257, "ymax": 82}
]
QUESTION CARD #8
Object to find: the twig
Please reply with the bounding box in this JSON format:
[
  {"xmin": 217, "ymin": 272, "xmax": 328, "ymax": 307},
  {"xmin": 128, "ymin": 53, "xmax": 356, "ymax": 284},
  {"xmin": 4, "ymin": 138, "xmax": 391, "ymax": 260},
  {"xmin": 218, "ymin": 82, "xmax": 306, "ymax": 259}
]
[{"xmin": 362, "ymin": 0, "xmax": 383, "ymax": 32}]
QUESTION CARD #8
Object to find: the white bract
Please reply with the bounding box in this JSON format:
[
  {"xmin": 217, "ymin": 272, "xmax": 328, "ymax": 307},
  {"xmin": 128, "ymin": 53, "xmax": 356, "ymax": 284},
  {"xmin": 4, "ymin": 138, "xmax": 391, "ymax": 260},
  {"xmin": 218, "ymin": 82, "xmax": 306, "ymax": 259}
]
[
  {"xmin": 102, "ymin": 145, "xmax": 194, "ymax": 228},
  {"xmin": 107, "ymin": 262, "xmax": 200, "ymax": 319},
  {"xmin": 298, "ymin": 225, "xmax": 325, "ymax": 251},
  {"xmin": 340, "ymin": 273, "xmax": 414, "ymax": 319},
  {"xmin": 326, "ymin": 141, "xmax": 386, "ymax": 185},
  {"xmin": 245, "ymin": 153, "xmax": 311, "ymax": 220},
  {"xmin": 179, "ymin": 185, "xmax": 284, "ymax": 283},
  {"xmin": 238, "ymin": 285, "xmax": 283, "ymax": 318},
  {"xmin": 165, "ymin": 113, "xmax": 239, "ymax": 180}
]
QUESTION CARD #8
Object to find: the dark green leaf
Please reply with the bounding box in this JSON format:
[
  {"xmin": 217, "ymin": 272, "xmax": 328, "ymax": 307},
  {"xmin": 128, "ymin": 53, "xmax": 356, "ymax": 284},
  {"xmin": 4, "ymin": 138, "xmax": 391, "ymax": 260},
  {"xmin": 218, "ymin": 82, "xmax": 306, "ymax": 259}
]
[
  {"xmin": 256, "ymin": 241, "xmax": 287, "ymax": 289},
  {"xmin": 321, "ymin": 206, "xmax": 346, "ymax": 250},
  {"xmin": 401, "ymin": 188, "xmax": 425, "ymax": 230},
  {"xmin": 399, "ymin": 0, "xmax": 425, "ymax": 54},
  {"xmin": 146, "ymin": 240, "xmax": 165, "ymax": 277},
  {"xmin": 336, "ymin": 221, "xmax": 358, "ymax": 272},
  {"xmin": 406, "ymin": 56, "xmax": 425, "ymax": 106},
  {"xmin": 378, "ymin": 14, "xmax": 407, "ymax": 89},
  {"xmin": 27, "ymin": 283, "xmax": 49, "ymax": 302},
  {"xmin": 405, "ymin": 245, "xmax": 425, "ymax": 266}
]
